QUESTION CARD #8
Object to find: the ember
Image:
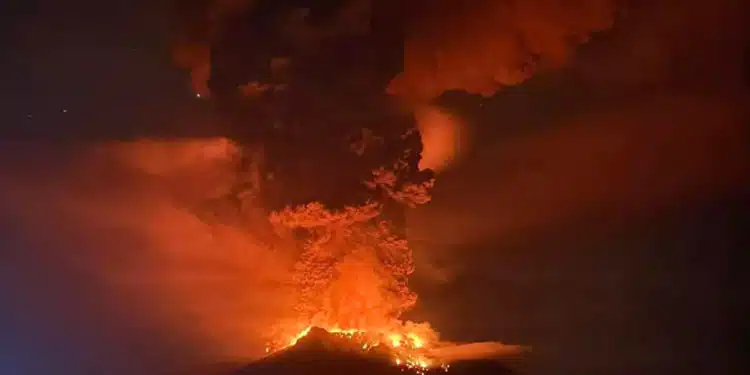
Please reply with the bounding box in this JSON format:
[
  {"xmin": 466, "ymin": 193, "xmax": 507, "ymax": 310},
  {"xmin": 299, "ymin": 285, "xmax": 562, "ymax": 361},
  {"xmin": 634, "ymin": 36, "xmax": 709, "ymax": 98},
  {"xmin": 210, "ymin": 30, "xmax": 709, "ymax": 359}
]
[{"xmin": 267, "ymin": 326, "xmax": 436, "ymax": 372}]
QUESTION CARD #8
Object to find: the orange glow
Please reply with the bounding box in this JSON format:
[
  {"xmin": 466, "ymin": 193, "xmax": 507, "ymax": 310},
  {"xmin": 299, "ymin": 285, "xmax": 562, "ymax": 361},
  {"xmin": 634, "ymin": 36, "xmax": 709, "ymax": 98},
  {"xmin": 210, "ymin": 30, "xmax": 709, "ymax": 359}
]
[
  {"xmin": 388, "ymin": 0, "xmax": 618, "ymax": 104},
  {"xmin": 267, "ymin": 325, "xmax": 437, "ymax": 372},
  {"xmin": 414, "ymin": 106, "xmax": 466, "ymax": 173},
  {"xmin": 409, "ymin": 333, "xmax": 425, "ymax": 348},
  {"xmin": 2, "ymin": 138, "xmax": 528, "ymax": 369},
  {"xmin": 390, "ymin": 333, "xmax": 403, "ymax": 347}
]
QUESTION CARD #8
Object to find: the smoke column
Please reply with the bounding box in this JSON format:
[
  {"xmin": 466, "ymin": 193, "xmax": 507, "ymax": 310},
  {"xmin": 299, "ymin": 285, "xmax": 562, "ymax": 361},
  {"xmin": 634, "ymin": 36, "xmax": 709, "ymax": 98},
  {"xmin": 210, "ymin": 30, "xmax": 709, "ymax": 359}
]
[{"xmin": 172, "ymin": 1, "xmax": 621, "ymax": 172}]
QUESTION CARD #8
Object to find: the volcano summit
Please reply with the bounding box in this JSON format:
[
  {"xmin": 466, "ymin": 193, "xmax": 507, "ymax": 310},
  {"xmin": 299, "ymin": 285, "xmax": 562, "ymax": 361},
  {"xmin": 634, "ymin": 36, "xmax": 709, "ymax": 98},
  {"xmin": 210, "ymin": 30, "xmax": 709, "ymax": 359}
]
[{"xmin": 177, "ymin": 327, "xmax": 523, "ymax": 375}]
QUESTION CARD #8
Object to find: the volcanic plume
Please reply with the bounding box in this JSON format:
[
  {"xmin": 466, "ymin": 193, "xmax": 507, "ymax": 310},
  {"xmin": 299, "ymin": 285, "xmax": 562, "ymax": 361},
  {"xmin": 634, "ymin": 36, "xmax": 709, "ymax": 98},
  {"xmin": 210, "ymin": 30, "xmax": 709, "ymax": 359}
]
[
  {"xmin": 1, "ymin": 1, "xmax": 628, "ymax": 373},
  {"xmin": 173, "ymin": 0, "xmax": 619, "ymax": 102},
  {"xmin": 164, "ymin": 0, "xmax": 625, "ymax": 366},
  {"xmin": 0, "ymin": 136, "xmax": 529, "ymax": 375},
  {"xmin": 390, "ymin": 0, "xmax": 619, "ymax": 104}
]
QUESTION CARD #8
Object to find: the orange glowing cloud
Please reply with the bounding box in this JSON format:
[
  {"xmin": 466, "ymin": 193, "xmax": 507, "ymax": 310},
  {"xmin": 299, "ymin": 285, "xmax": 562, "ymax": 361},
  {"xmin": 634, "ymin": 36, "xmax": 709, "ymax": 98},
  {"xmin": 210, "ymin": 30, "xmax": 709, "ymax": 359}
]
[
  {"xmin": 0, "ymin": 137, "xmax": 452, "ymax": 364},
  {"xmin": 413, "ymin": 106, "xmax": 467, "ymax": 173},
  {"xmin": 408, "ymin": 94, "xmax": 749, "ymax": 247},
  {"xmin": 389, "ymin": 0, "xmax": 619, "ymax": 104},
  {"xmin": 1, "ymin": 138, "xmax": 295, "ymax": 362}
]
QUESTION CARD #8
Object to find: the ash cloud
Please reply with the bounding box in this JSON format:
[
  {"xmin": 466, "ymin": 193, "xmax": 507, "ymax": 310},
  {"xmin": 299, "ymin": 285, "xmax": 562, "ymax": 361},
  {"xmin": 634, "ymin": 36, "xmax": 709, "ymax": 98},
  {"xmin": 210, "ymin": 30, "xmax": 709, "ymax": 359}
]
[
  {"xmin": 407, "ymin": 0, "xmax": 749, "ymax": 265},
  {"xmin": 0, "ymin": 139, "xmax": 296, "ymax": 374},
  {"xmin": 389, "ymin": 0, "xmax": 620, "ymax": 104},
  {"xmin": 172, "ymin": 0, "xmax": 374, "ymax": 97},
  {"xmin": 0, "ymin": 137, "xmax": 441, "ymax": 375},
  {"xmin": 172, "ymin": 0, "xmax": 619, "ymax": 102},
  {"xmin": 408, "ymin": 94, "xmax": 748, "ymax": 252},
  {"xmin": 170, "ymin": 1, "xmax": 621, "ymax": 172}
]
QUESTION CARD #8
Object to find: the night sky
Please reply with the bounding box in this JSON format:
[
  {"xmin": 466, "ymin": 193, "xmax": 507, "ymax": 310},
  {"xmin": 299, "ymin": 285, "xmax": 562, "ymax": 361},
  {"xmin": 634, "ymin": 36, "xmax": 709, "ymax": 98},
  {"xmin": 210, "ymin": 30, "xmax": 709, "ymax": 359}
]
[
  {"xmin": 1, "ymin": 0, "xmax": 215, "ymax": 139},
  {"xmin": 1, "ymin": 1, "xmax": 748, "ymax": 375}
]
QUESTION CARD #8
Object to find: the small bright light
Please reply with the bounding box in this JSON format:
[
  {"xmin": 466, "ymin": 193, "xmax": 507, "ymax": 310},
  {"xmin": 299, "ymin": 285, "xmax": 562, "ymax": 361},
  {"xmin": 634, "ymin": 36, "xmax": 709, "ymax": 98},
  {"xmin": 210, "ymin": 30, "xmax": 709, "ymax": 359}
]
[{"xmin": 196, "ymin": 93, "xmax": 202, "ymax": 98}]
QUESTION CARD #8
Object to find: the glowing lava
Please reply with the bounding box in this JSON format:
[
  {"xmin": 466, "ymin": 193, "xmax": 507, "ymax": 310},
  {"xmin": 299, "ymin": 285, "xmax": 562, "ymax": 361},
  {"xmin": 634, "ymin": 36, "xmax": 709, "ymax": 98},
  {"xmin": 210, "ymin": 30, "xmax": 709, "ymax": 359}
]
[{"xmin": 265, "ymin": 325, "xmax": 441, "ymax": 373}]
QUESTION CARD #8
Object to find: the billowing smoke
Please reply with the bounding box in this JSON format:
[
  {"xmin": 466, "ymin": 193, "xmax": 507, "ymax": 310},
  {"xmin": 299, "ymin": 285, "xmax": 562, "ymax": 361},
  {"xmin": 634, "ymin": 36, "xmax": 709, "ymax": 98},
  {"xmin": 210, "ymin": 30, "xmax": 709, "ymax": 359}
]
[
  {"xmin": 0, "ymin": 139, "xmax": 297, "ymax": 373},
  {"xmin": 392, "ymin": 0, "xmax": 620, "ymax": 170},
  {"xmin": 408, "ymin": 94, "xmax": 749, "ymax": 252},
  {"xmin": 407, "ymin": 0, "xmax": 749, "ymax": 258},
  {"xmin": 413, "ymin": 105, "xmax": 467, "ymax": 172},
  {"xmin": 173, "ymin": 0, "xmax": 619, "ymax": 101},
  {"xmin": 172, "ymin": 0, "xmax": 373, "ymax": 97},
  {"xmin": 171, "ymin": 1, "xmax": 620, "ymax": 172},
  {"xmin": 0, "ymin": 136, "xmax": 442, "ymax": 374},
  {"xmin": 388, "ymin": 0, "xmax": 619, "ymax": 104}
]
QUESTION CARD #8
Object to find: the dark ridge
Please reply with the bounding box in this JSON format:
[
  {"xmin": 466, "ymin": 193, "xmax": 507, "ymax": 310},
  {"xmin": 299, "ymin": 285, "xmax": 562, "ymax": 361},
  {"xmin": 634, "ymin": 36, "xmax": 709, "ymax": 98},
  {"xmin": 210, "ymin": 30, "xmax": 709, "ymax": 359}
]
[{"xmin": 174, "ymin": 327, "xmax": 520, "ymax": 375}]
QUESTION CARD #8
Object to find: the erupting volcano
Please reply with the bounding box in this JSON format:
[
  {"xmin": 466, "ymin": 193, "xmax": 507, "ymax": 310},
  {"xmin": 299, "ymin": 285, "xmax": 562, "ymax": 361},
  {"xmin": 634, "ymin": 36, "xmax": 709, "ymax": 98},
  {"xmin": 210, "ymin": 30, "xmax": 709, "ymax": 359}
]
[
  {"xmin": 191, "ymin": 178, "xmax": 527, "ymax": 375},
  {"xmin": 2, "ymin": 0, "xmax": 745, "ymax": 374},
  {"xmin": 270, "ymin": 326, "xmax": 437, "ymax": 371},
  {"xmin": 234, "ymin": 326, "xmax": 523, "ymax": 375},
  {"xmin": 163, "ymin": 0, "xmax": 619, "ymax": 373}
]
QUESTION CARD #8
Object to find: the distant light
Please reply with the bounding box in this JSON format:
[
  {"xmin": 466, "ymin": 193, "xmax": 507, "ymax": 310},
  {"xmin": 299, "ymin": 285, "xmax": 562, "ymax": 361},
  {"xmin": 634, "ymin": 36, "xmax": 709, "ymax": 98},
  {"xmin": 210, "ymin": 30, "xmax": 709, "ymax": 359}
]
[
  {"xmin": 196, "ymin": 93, "xmax": 202, "ymax": 98},
  {"xmin": 61, "ymin": 108, "xmax": 68, "ymax": 113}
]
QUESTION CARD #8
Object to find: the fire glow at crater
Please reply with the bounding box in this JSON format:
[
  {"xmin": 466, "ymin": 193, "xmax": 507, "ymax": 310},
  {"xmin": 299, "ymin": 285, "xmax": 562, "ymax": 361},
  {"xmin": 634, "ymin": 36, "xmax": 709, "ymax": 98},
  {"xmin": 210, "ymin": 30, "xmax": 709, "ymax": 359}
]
[
  {"xmin": 108, "ymin": 138, "xmax": 526, "ymax": 370},
  {"xmin": 272, "ymin": 326, "xmax": 438, "ymax": 372},
  {"xmin": 162, "ymin": 2, "xmax": 620, "ymax": 369},
  {"xmin": 0, "ymin": 135, "xmax": 528, "ymax": 375},
  {"xmin": 260, "ymin": 199, "xmax": 444, "ymax": 371},
  {"xmin": 253, "ymin": 186, "xmax": 525, "ymax": 372}
]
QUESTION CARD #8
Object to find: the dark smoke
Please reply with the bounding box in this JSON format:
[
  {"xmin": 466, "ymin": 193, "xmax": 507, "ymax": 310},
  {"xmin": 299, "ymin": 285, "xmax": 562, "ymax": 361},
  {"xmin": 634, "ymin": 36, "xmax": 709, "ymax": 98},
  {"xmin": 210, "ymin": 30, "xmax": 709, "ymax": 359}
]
[
  {"xmin": 169, "ymin": 0, "xmax": 623, "ymax": 178},
  {"xmin": 407, "ymin": 0, "xmax": 749, "ymax": 278},
  {"xmin": 2, "ymin": 1, "xmax": 746, "ymax": 374},
  {"xmin": 172, "ymin": 0, "xmax": 620, "ymax": 104},
  {"xmin": 408, "ymin": 94, "xmax": 748, "ymax": 254},
  {"xmin": 390, "ymin": 0, "xmax": 620, "ymax": 105}
]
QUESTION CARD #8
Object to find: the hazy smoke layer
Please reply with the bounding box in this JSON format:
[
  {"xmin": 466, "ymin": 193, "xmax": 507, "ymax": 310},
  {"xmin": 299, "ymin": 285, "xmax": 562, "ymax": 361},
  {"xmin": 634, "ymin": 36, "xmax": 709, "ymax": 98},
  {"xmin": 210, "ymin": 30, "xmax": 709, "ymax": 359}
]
[
  {"xmin": 0, "ymin": 136, "xmax": 441, "ymax": 374},
  {"xmin": 409, "ymin": 94, "xmax": 749, "ymax": 249},
  {"xmin": 0, "ymin": 139, "xmax": 298, "ymax": 374},
  {"xmin": 407, "ymin": 0, "xmax": 749, "ymax": 254}
]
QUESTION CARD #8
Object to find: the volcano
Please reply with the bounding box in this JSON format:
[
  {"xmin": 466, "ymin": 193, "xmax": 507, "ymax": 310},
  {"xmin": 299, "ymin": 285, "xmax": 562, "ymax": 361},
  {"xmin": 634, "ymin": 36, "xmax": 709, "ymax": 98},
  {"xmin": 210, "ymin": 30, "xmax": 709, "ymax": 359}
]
[{"xmin": 177, "ymin": 327, "xmax": 522, "ymax": 375}]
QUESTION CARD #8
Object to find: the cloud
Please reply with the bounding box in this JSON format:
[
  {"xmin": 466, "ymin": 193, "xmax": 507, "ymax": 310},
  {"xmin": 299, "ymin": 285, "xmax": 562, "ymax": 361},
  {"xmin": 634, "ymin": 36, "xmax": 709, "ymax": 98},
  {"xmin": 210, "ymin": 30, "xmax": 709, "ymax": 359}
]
[
  {"xmin": 0, "ymin": 139, "xmax": 296, "ymax": 374},
  {"xmin": 389, "ymin": 0, "xmax": 620, "ymax": 104},
  {"xmin": 407, "ymin": 0, "xmax": 749, "ymax": 250},
  {"xmin": 413, "ymin": 105, "xmax": 468, "ymax": 173},
  {"xmin": 409, "ymin": 93, "xmax": 748, "ymax": 248}
]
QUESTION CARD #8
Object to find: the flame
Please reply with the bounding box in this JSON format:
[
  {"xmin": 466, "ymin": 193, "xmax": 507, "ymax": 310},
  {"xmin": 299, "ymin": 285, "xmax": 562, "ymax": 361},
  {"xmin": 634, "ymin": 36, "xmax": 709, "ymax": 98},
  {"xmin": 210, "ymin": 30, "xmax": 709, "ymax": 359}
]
[
  {"xmin": 390, "ymin": 333, "xmax": 403, "ymax": 347},
  {"xmin": 258, "ymin": 199, "xmax": 444, "ymax": 371},
  {"xmin": 2, "ymin": 138, "xmax": 530, "ymax": 372},
  {"xmin": 267, "ymin": 325, "xmax": 437, "ymax": 372},
  {"xmin": 288, "ymin": 326, "xmax": 313, "ymax": 347}
]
